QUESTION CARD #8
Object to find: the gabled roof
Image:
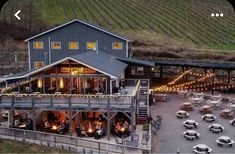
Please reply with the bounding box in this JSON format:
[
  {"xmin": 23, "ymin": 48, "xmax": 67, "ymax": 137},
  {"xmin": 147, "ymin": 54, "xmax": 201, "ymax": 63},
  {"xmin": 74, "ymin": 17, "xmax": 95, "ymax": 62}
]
[
  {"xmin": 71, "ymin": 51, "xmax": 127, "ymax": 78},
  {"xmin": 1, "ymin": 51, "xmax": 128, "ymax": 81},
  {"xmin": 25, "ymin": 19, "xmax": 132, "ymax": 42},
  {"xmin": 116, "ymin": 57, "xmax": 155, "ymax": 67}
]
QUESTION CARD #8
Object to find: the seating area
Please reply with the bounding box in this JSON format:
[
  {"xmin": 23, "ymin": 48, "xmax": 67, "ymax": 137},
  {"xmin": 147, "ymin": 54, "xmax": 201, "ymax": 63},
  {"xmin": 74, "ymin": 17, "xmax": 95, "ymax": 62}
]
[{"xmin": 153, "ymin": 93, "xmax": 235, "ymax": 153}]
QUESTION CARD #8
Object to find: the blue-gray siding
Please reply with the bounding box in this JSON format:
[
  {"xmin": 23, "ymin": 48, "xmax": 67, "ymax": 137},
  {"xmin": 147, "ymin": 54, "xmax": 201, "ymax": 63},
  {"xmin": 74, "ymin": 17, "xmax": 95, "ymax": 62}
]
[{"xmin": 29, "ymin": 22, "xmax": 128, "ymax": 69}]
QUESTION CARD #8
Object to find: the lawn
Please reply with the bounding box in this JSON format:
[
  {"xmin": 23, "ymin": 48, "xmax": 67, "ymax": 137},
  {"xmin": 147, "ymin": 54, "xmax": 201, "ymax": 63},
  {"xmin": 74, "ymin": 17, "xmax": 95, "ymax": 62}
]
[{"xmin": 0, "ymin": 139, "xmax": 66, "ymax": 153}]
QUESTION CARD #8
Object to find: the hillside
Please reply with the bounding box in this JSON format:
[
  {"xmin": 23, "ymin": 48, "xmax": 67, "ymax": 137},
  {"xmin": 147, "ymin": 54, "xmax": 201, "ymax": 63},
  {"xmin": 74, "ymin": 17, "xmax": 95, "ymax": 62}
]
[{"xmin": 1, "ymin": 0, "xmax": 235, "ymax": 50}]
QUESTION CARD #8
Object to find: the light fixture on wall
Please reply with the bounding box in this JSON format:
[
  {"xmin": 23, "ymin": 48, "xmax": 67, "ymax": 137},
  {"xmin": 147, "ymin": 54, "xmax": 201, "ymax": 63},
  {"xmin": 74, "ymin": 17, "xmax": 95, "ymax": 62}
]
[
  {"xmin": 59, "ymin": 78, "xmax": 64, "ymax": 89},
  {"xmin": 37, "ymin": 78, "xmax": 42, "ymax": 88}
]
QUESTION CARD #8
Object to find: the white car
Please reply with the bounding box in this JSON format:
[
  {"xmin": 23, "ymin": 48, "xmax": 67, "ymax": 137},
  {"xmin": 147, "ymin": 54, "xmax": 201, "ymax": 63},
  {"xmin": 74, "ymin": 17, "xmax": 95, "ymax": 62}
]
[
  {"xmin": 183, "ymin": 120, "xmax": 198, "ymax": 129},
  {"xmin": 183, "ymin": 130, "xmax": 200, "ymax": 140},
  {"xmin": 193, "ymin": 144, "xmax": 212, "ymax": 154},
  {"xmin": 208, "ymin": 124, "xmax": 224, "ymax": 133},
  {"xmin": 202, "ymin": 114, "xmax": 216, "ymax": 122},
  {"xmin": 216, "ymin": 136, "xmax": 234, "ymax": 147},
  {"xmin": 176, "ymin": 110, "xmax": 189, "ymax": 119}
]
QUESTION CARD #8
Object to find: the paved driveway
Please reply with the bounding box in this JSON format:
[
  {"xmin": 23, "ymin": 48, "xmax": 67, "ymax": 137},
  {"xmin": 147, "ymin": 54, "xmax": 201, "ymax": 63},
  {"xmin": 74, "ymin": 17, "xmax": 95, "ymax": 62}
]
[{"xmin": 150, "ymin": 94, "xmax": 235, "ymax": 153}]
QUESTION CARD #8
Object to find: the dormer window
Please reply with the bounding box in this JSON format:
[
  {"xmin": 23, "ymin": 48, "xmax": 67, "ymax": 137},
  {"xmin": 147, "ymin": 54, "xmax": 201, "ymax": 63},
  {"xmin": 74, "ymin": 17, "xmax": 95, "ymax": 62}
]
[
  {"xmin": 34, "ymin": 61, "xmax": 44, "ymax": 69},
  {"xmin": 51, "ymin": 42, "xmax": 61, "ymax": 49},
  {"xmin": 33, "ymin": 42, "xmax": 44, "ymax": 49},
  {"xmin": 112, "ymin": 42, "xmax": 123, "ymax": 49},
  {"xmin": 87, "ymin": 42, "xmax": 97, "ymax": 50},
  {"xmin": 69, "ymin": 42, "xmax": 79, "ymax": 49}
]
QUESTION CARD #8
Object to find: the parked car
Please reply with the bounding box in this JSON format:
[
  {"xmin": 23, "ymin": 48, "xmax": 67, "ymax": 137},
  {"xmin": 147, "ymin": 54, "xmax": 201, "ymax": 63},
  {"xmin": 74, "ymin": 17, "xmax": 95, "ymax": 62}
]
[
  {"xmin": 202, "ymin": 114, "xmax": 216, "ymax": 122},
  {"xmin": 193, "ymin": 144, "xmax": 212, "ymax": 154},
  {"xmin": 176, "ymin": 110, "xmax": 189, "ymax": 119},
  {"xmin": 216, "ymin": 136, "xmax": 234, "ymax": 147},
  {"xmin": 183, "ymin": 120, "xmax": 198, "ymax": 129},
  {"xmin": 208, "ymin": 124, "xmax": 224, "ymax": 133},
  {"xmin": 183, "ymin": 130, "xmax": 200, "ymax": 140}
]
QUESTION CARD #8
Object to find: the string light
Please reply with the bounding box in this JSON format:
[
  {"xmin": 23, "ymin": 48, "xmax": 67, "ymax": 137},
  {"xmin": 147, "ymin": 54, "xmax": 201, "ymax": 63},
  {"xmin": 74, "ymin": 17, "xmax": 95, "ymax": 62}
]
[{"xmin": 153, "ymin": 70, "xmax": 234, "ymax": 93}]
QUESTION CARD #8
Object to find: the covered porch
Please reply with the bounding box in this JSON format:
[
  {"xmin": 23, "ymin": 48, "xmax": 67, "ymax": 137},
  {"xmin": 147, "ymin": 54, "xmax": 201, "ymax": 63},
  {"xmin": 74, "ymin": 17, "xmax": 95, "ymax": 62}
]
[{"xmin": 1, "ymin": 55, "xmax": 127, "ymax": 95}]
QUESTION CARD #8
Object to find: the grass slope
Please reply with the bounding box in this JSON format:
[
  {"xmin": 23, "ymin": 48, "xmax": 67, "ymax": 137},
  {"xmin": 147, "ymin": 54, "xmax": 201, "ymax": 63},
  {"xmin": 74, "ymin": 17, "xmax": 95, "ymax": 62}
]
[
  {"xmin": 1, "ymin": 0, "xmax": 235, "ymax": 50},
  {"xmin": 0, "ymin": 139, "xmax": 66, "ymax": 153}
]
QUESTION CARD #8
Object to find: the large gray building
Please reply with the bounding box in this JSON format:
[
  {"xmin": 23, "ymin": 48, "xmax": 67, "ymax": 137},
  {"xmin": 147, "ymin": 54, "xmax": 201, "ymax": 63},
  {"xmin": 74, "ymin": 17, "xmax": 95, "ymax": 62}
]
[{"xmin": 26, "ymin": 19, "xmax": 132, "ymax": 70}]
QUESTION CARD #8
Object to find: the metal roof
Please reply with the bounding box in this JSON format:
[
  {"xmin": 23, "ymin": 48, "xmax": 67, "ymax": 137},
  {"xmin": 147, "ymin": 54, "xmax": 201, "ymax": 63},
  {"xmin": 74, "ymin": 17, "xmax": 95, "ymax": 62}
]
[
  {"xmin": 1, "ymin": 51, "xmax": 128, "ymax": 81},
  {"xmin": 116, "ymin": 57, "xmax": 155, "ymax": 67},
  {"xmin": 25, "ymin": 19, "xmax": 132, "ymax": 42},
  {"xmin": 153, "ymin": 59, "xmax": 235, "ymax": 70},
  {"xmin": 71, "ymin": 51, "xmax": 127, "ymax": 78}
]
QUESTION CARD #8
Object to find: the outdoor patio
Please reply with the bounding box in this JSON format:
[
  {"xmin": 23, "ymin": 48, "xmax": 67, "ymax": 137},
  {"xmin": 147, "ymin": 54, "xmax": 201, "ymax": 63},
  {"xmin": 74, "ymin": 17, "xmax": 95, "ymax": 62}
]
[{"xmin": 150, "ymin": 93, "xmax": 235, "ymax": 153}]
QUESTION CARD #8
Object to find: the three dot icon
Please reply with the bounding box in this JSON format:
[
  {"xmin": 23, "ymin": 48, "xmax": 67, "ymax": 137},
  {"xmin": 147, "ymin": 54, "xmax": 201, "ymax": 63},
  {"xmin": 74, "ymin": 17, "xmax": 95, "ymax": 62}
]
[{"xmin": 211, "ymin": 13, "xmax": 223, "ymax": 17}]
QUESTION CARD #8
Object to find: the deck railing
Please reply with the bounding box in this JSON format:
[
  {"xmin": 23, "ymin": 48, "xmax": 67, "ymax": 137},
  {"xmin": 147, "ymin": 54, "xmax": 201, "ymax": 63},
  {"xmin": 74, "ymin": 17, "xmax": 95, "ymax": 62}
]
[
  {"xmin": 0, "ymin": 80, "xmax": 141, "ymax": 110},
  {"xmin": 0, "ymin": 94, "xmax": 134, "ymax": 110},
  {"xmin": 0, "ymin": 127, "xmax": 150, "ymax": 153}
]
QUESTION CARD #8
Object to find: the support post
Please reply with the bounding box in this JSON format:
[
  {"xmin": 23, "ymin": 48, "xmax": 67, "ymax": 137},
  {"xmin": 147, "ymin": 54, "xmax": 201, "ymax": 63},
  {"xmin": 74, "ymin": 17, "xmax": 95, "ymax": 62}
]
[
  {"xmin": 29, "ymin": 77, "xmax": 32, "ymax": 93},
  {"xmin": 8, "ymin": 109, "xmax": 15, "ymax": 128},
  {"xmin": 160, "ymin": 65, "xmax": 163, "ymax": 79},
  {"xmin": 107, "ymin": 97, "xmax": 111, "ymax": 140},
  {"xmin": 17, "ymin": 82, "xmax": 20, "ymax": 93},
  {"xmin": 228, "ymin": 71, "xmax": 231, "ymax": 84},
  {"xmin": 32, "ymin": 97, "xmax": 36, "ymax": 131},
  {"xmin": 212, "ymin": 69, "xmax": 215, "ymax": 95},
  {"xmin": 69, "ymin": 97, "xmax": 73, "ymax": 136},
  {"xmin": 42, "ymin": 77, "xmax": 45, "ymax": 94},
  {"xmin": 105, "ymin": 78, "xmax": 108, "ymax": 93},
  {"xmin": 56, "ymin": 66, "xmax": 58, "ymax": 93},
  {"xmin": 8, "ymin": 96, "xmax": 15, "ymax": 127},
  {"xmin": 130, "ymin": 97, "xmax": 135, "ymax": 141},
  {"xmin": 69, "ymin": 61, "xmax": 72, "ymax": 94},
  {"xmin": 5, "ymin": 81, "xmax": 8, "ymax": 88}
]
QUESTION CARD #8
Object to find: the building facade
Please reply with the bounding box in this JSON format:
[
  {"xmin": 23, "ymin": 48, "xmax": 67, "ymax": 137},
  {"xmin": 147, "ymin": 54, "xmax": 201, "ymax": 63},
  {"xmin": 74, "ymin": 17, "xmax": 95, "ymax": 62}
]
[{"xmin": 0, "ymin": 19, "xmax": 153, "ymax": 145}]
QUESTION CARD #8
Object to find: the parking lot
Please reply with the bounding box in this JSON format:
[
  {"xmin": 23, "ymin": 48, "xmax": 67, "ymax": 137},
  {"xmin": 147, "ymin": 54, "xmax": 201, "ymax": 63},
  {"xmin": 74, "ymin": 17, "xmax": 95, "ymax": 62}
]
[{"xmin": 150, "ymin": 94, "xmax": 235, "ymax": 153}]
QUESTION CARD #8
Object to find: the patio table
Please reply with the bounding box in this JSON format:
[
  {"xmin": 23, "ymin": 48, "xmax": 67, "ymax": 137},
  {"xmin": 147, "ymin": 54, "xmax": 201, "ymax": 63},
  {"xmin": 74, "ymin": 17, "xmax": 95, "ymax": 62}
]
[
  {"xmin": 199, "ymin": 105, "xmax": 212, "ymax": 114},
  {"xmin": 220, "ymin": 109, "xmax": 233, "ymax": 119}
]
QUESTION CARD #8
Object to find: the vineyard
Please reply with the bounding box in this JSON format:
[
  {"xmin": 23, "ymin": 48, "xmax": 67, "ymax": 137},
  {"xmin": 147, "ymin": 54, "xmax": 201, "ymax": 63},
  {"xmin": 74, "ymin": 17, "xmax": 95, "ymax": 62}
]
[{"xmin": 1, "ymin": 0, "xmax": 235, "ymax": 50}]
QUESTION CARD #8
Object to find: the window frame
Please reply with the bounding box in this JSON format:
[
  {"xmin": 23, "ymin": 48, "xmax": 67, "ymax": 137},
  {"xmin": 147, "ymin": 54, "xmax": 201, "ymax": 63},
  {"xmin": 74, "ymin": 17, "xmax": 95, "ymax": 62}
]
[
  {"xmin": 33, "ymin": 42, "xmax": 44, "ymax": 49},
  {"xmin": 112, "ymin": 42, "xmax": 123, "ymax": 50},
  {"xmin": 131, "ymin": 66, "xmax": 144, "ymax": 76},
  {"xmin": 86, "ymin": 42, "xmax": 97, "ymax": 50},
  {"xmin": 51, "ymin": 42, "xmax": 61, "ymax": 49},
  {"xmin": 68, "ymin": 42, "xmax": 79, "ymax": 49},
  {"xmin": 34, "ymin": 61, "xmax": 44, "ymax": 69}
]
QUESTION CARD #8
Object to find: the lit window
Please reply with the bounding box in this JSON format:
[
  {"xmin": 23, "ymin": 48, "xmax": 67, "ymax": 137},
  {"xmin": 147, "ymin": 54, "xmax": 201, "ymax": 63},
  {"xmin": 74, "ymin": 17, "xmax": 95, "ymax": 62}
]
[
  {"xmin": 131, "ymin": 66, "xmax": 144, "ymax": 75},
  {"xmin": 34, "ymin": 61, "xmax": 44, "ymax": 69},
  {"xmin": 69, "ymin": 42, "xmax": 79, "ymax": 49},
  {"xmin": 33, "ymin": 42, "xmax": 44, "ymax": 49},
  {"xmin": 86, "ymin": 42, "xmax": 96, "ymax": 50},
  {"xmin": 112, "ymin": 42, "xmax": 123, "ymax": 49},
  {"xmin": 51, "ymin": 42, "xmax": 61, "ymax": 49}
]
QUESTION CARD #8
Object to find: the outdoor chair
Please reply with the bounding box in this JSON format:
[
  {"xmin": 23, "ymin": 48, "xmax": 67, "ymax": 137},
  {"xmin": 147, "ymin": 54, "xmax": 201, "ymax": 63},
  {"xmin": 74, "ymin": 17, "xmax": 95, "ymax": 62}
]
[
  {"xmin": 141, "ymin": 131, "xmax": 149, "ymax": 146},
  {"xmin": 115, "ymin": 137, "xmax": 123, "ymax": 149}
]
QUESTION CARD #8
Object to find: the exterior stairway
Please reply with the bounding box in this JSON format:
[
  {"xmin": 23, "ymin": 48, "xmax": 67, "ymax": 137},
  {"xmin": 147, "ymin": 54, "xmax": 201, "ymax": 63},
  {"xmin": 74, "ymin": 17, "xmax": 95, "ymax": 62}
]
[{"xmin": 137, "ymin": 79, "xmax": 149, "ymax": 124}]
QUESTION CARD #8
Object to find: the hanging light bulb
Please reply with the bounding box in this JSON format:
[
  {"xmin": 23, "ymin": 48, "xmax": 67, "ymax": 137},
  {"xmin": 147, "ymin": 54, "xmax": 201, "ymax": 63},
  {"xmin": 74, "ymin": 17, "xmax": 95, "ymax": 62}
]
[
  {"xmin": 37, "ymin": 78, "xmax": 42, "ymax": 88},
  {"xmin": 59, "ymin": 78, "xmax": 64, "ymax": 89}
]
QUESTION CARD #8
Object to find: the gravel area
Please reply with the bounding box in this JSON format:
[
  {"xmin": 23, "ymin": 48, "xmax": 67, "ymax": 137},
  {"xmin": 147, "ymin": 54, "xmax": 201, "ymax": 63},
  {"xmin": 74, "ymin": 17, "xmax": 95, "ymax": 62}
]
[{"xmin": 150, "ymin": 94, "xmax": 235, "ymax": 153}]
